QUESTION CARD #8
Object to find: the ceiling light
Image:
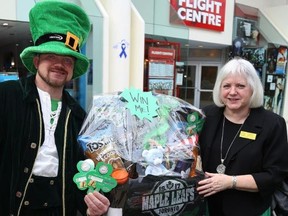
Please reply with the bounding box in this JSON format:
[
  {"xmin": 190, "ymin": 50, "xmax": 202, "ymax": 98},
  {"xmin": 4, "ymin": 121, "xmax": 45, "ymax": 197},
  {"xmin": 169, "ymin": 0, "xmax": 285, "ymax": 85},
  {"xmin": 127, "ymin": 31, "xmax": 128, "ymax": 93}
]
[{"xmin": 2, "ymin": 23, "xmax": 9, "ymax": 26}]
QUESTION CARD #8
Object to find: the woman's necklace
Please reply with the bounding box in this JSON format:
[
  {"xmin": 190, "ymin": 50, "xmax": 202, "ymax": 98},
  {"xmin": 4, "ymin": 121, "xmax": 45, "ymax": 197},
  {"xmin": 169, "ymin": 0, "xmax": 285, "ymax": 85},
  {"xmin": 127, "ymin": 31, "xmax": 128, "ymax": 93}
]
[{"xmin": 216, "ymin": 117, "xmax": 244, "ymax": 174}]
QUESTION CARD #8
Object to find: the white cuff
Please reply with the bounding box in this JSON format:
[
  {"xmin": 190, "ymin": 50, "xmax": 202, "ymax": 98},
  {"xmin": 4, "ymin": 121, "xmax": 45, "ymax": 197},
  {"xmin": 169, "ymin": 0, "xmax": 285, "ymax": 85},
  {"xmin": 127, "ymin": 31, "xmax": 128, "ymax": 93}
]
[{"xmin": 106, "ymin": 207, "xmax": 122, "ymax": 216}]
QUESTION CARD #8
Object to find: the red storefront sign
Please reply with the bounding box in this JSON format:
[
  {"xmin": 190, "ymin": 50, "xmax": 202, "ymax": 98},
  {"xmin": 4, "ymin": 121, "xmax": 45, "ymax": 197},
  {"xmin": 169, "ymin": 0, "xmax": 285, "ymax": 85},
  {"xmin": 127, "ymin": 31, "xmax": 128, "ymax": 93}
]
[{"xmin": 170, "ymin": 0, "xmax": 226, "ymax": 32}]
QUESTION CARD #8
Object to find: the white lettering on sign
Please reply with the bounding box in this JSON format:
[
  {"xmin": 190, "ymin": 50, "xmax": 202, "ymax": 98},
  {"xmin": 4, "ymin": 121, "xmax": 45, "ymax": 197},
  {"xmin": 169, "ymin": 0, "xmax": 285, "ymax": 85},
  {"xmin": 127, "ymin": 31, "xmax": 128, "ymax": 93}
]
[
  {"xmin": 177, "ymin": 0, "xmax": 222, "ymax": 27},
  {"xmin": 177, "ymin": 8, "xmax": 221, "ymax": 26},
  {"xmin": 151, "ymin": 51, "xmax": 174, "ymax": 56},
  {"xmin": 170, "ymin": 0, "xmax": 225, "ymax": 31},
  {"xmin": 178, "ymin": 0, "xmax": 222, "ymax": 13}
]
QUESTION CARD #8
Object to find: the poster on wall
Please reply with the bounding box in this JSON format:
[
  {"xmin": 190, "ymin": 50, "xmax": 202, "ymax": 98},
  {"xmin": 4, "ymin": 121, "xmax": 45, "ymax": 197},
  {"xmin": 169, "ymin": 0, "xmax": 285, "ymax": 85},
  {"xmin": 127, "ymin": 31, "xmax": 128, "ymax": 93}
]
[
  {"xmin": 273, "ymin": 77, "xmax": 285, "ymax": 114},
  {"xmin": 229, "ymin": 46, "xmax": 265, "ymax": 75},
  {"xmin": 148, "ymin": 79, "xmax": 174, "ymax": 95},
  {"xmin": 148, "ymin": 60, "xmax": 174, "ymax": 77},
  {"xmin": 264, "ymin": 74, "xmax": 276, "ymax": 111},
  {"xmin": 263, "ymin": 47, "xmax": 286, "ymax": 115},
  {"xmin": 267, "ymin": 48, "xmax": 278, "ymax": 73},
  {"xmin": 275, "ymin": 46, "xmax": 287, "ymax": 75},
  {"xmin": 234, "ymin": 17, "xmax": 259, "ymax": 47},
  {"xmin": 241, "ymin": 47, "xmax": 265, "ymax": 67},
  {"xmin": 263, "ymin": 73, "xmax": 286, "ymax": 115}
]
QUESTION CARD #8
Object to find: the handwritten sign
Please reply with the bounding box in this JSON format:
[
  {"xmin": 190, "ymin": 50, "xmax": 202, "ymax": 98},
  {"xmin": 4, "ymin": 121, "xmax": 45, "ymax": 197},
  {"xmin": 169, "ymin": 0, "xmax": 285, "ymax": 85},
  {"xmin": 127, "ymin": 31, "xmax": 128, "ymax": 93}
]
[{"xmin": 120, "ymin": 87, "xmax": 159, "ymax": 121}]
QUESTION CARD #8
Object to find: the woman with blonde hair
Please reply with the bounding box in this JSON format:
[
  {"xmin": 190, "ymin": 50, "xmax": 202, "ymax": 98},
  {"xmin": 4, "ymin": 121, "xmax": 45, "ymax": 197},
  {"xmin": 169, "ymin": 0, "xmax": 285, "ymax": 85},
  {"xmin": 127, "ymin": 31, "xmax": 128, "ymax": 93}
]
[{"xmin": 197, "ymin": 58, "xmax": 288, "ymax": 216}]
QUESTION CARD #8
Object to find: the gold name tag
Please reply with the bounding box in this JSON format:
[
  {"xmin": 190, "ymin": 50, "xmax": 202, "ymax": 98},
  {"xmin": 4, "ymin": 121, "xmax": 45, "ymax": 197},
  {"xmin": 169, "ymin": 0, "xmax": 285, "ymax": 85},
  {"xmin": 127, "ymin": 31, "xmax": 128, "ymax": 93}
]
[{"xmin": 239, "ymin": 131, "xmax": 257, "ymax": 140}]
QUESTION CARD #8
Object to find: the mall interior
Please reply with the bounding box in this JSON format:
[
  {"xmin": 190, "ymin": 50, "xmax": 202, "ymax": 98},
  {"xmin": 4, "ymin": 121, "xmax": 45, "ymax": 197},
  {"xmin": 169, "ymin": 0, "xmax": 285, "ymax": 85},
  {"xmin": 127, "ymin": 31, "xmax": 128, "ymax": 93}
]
[{"xmin": 0, "ymin": 0, "xmax": 288, "ymax": 123}]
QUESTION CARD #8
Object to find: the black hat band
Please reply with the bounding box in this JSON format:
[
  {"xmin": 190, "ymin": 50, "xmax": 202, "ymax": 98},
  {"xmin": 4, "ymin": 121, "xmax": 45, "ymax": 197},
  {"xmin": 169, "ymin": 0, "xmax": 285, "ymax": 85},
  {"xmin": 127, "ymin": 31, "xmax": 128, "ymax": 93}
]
[{"xmin": 35, "ymin": 32, "xmax": 80, "ymax": 52}]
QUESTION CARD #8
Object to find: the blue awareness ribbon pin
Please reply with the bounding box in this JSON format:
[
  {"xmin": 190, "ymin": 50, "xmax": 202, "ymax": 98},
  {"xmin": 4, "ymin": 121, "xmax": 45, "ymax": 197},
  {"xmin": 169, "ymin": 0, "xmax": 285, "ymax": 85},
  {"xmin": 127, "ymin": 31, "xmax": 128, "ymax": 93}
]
[{"xmin": 119, "ymin": 43, "xmax": 127, "ymax": 58}]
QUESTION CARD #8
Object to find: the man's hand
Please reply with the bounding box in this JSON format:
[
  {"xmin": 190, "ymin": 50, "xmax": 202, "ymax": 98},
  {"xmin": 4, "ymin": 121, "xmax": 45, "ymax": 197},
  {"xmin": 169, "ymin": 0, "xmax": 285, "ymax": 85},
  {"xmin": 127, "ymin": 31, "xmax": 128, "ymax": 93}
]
[{"xmin": 85, "ymin": 191, "xmax": 110, "ymax": 216}]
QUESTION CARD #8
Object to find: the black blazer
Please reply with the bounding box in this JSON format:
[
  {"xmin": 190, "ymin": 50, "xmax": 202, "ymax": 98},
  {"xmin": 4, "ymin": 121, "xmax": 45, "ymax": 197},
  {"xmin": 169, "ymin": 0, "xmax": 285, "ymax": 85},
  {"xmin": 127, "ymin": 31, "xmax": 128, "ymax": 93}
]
[{"xmin": 199, "ymin": 105, "xmax": 288, "ymax": 216}]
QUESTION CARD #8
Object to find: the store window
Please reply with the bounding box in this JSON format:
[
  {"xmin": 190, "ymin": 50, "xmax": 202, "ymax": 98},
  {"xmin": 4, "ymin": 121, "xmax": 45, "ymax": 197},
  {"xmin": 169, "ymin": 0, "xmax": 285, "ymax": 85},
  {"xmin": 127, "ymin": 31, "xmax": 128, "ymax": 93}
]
[
  {"xmin": 232, "ymin": 4, "xmax": 287, "ymax": 115},
  {"xmin": 0, "ymin": 20, "xmax": 31, "ymax": 80}
]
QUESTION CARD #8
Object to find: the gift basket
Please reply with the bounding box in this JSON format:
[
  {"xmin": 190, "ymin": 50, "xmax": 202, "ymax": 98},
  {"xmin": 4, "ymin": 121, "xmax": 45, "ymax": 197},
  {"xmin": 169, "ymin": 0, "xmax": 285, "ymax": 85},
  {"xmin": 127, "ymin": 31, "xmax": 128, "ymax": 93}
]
[{"xmin": 75, "ymin": 88, "xmax": 207, "ymax": 216}]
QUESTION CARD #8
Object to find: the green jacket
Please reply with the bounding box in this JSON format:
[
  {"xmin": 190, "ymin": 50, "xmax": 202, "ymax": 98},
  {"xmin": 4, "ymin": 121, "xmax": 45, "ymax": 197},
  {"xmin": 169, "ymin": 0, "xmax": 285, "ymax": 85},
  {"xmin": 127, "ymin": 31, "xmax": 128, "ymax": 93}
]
[{"xmin": 0, "ymin": 75, "xmax": 87, "ymax": 216}]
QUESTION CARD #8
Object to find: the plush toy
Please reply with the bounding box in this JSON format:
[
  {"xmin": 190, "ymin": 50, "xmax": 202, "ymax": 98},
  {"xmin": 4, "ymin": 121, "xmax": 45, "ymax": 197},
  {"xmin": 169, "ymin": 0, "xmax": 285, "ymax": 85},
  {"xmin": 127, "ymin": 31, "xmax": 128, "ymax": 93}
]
[{"xmin": 142, "ymin": 146, "xmax": 169, "ymax": 176}]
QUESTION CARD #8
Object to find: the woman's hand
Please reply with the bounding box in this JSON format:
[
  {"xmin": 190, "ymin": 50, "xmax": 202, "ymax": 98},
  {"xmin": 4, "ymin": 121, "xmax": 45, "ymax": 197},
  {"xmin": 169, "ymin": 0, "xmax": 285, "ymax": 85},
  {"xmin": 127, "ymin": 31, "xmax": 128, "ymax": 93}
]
[{"xmin": 197, "ymin": 172, "xmax": 233, "ymax": 197}]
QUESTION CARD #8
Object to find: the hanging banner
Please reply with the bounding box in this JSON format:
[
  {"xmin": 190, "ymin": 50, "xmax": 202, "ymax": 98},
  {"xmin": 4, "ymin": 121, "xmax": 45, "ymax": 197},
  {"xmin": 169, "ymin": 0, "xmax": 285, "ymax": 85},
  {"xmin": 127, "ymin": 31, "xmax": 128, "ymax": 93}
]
[{"xmin": 170, "ymin": 0, "xmax": 226, "ymax": 32}]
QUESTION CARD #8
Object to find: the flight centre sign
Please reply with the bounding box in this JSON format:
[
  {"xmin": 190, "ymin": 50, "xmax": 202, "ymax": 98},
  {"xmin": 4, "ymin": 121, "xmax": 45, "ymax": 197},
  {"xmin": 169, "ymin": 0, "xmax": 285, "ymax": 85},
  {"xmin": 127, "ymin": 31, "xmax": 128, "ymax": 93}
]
[{"xmin": 170, "ymin": 0, "xmax": 226, "ymax": 31}]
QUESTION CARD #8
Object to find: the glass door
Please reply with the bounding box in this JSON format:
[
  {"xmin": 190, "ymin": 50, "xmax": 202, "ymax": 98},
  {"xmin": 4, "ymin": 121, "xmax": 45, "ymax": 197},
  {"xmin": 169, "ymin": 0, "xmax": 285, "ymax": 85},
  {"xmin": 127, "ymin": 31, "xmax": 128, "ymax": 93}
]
[
  {"xmin": 178, "ymin": 65, "xmax": 196, "ymax": 105},
  {"xmin": 198, "ymin": 65, "xmax": 219, "ymax": 108},
  {"xmin": 178, "ymin": 63, "xmax": 219, "ymax": 108}
]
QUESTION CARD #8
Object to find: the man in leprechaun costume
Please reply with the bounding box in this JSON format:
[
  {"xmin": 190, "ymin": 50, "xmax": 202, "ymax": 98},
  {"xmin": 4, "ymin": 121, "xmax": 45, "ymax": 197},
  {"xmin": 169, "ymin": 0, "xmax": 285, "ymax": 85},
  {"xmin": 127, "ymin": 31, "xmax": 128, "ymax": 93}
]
[{"xmin": 0, "ymin": 1, "xmax": 110, "ymax": 215}]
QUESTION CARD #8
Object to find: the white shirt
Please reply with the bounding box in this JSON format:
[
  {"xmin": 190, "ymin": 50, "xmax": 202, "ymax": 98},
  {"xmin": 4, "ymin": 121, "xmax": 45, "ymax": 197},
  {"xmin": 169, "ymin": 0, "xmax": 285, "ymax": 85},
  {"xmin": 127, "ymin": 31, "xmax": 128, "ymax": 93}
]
[{"xmin": 32, "ymin": 88, "xmax": 62, "ymax": 177}]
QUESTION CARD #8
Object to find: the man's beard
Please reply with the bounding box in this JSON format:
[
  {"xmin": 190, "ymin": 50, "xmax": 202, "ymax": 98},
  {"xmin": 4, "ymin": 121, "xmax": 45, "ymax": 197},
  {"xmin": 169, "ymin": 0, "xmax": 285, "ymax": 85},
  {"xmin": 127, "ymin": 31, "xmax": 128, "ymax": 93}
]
[{"xmin": 38, "ymin": 70, "xmax": 67, "ymax": 88}]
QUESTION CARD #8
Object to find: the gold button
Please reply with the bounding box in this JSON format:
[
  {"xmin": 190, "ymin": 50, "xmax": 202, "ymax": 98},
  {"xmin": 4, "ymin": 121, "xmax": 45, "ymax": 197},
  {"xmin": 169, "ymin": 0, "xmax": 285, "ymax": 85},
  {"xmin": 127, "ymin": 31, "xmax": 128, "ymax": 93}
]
[
  {"xmin": 30, "ymin": 143, "xmax": 37, "ymax": 149},
  {"xmin": 29, "ymin": 178, "xmax": 34, "ymax": 183},
  {"xmin": 50, "ymin": 180, "xmax": 54, "ymax": 185},
  {"xmin": 23, "ymin": 167, "xmax": 29, "ymax": 173},
  {"xmin": 16, "ymin": 191, "xmax": 22, "ymax": 198},
  {"xmin": 43, "ymin": 202, "xmax": 48, "ymax": 207},
  {"xmin": 24, "ymin": 201, "xmax": 30, "ymax": 206}
]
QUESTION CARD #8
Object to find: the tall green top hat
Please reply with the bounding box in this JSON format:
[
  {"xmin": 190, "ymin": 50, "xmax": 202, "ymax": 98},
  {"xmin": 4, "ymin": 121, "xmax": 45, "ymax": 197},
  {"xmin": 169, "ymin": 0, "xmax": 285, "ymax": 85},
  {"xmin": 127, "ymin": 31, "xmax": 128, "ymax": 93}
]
[{"xmin": 20, "ymin": 0, "xmax": 91, "ymax": 79}]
